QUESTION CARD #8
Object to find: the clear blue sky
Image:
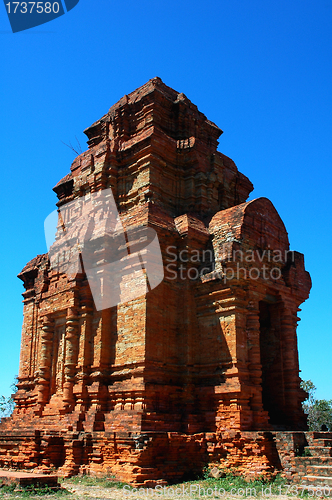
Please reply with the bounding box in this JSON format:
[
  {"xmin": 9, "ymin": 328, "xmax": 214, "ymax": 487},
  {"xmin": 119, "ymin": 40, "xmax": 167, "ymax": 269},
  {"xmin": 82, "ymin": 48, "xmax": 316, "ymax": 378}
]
[{"xmin": 1, "ymin": 0, "xmax": 331, "ymax": 401}]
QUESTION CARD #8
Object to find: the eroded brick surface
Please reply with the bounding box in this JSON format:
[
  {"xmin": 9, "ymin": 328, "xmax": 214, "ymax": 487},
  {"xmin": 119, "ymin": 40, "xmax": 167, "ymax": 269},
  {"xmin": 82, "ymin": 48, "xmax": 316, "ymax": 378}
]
[{"xmin": 0, "ymin": 78, "xmax": 313, "ymax": 483}]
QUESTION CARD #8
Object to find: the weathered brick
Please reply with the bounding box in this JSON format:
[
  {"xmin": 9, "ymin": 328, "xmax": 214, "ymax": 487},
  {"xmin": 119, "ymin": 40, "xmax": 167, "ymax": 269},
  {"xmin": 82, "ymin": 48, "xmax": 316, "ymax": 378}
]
[{"xmin": 0, "ymin": 78, "xmax": 313, "ymax": 483}]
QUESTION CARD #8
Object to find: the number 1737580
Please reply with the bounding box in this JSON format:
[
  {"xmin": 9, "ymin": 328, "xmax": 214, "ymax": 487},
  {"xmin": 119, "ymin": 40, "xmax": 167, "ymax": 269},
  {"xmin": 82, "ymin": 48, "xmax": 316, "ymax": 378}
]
[{"xmin": 5, "ymin": 2, "xmax": 60, "ymax": 14}]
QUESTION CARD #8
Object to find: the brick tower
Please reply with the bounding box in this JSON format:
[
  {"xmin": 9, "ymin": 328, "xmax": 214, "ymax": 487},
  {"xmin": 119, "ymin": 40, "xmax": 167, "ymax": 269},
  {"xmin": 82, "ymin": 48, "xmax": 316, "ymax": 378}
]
[{"xmin": 0, "ymin": 78, "xmax": 311, "ymax": 482}]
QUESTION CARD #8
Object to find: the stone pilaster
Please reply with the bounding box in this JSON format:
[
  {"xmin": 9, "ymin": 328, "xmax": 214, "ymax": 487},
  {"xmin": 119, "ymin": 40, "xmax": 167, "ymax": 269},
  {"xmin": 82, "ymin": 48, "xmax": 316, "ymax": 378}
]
[
  {"xmin": 63, "ymin": 307, "xmax": 80, "ymax": 410},
  {"xmin": 36, "ymin": 315, "xmax": 54, "ymax": 412},
  {"xmin": 75, "ymin": 300, "xmax": 93, "ymax": 412}
]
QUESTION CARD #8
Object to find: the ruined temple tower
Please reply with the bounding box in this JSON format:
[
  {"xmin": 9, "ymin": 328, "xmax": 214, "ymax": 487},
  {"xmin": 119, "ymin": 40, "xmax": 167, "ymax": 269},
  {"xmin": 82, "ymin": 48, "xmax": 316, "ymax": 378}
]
[{"xmin": 0, "ymin": 78, "xmax": 311, "ymax": 482}]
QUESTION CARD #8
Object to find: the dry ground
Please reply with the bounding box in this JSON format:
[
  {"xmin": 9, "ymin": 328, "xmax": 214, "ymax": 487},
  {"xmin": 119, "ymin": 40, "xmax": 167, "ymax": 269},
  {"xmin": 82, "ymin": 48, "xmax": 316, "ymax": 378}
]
[{"xmin": 0, "ymin": 474, "xmax": 326, "ymax": 500}]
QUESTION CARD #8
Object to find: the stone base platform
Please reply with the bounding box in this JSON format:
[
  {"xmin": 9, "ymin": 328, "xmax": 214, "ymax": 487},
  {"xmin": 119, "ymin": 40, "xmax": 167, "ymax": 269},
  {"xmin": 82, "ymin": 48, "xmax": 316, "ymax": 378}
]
[
  {"xmin": 0, "ymin": 429, "xmax": 331, "ymax": 486},
  {"xmin": 0, "ymin": 428, "xmax": 282, "ymax": 485},
  {"xmin": 0, "ymin": 470, "xmax": 59, "ymax": 488}
]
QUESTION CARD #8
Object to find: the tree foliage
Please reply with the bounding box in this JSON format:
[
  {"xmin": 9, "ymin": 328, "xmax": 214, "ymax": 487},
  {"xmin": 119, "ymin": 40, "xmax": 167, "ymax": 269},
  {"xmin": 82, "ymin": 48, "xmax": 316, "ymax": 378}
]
[
  {"xmin": 0, "ymin": 378, "xmax": 17, "ymax": 420},
  {"xmin": 301, "ymin": 379, "xmax": 332, "ymax": 431},
  {"xmin": 0, "ymin": 395, "xmax": 15, "ymax": 418}
]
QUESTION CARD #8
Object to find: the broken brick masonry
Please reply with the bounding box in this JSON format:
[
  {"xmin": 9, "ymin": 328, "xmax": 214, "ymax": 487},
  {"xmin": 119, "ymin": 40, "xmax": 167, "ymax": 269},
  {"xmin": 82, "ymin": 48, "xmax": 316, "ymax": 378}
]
[{"xmin": 0, "ymin": 78, "xmax": 313, "ymax": 484}]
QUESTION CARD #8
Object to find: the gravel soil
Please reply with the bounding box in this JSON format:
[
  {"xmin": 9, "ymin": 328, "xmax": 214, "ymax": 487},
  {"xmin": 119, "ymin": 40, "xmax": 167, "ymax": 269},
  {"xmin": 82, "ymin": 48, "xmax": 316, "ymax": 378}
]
[{"xmin": 0, "ymin": 481, "xmax": 302, "ymax": 500}]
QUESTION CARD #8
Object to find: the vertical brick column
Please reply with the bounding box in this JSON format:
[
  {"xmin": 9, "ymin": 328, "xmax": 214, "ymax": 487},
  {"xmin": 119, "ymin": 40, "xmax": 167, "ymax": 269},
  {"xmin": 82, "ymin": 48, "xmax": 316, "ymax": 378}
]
[
  {"xmin": 36, "ymin": 315, "xmax": 54, "ymax": 410},
  {"xmin": 89, "ymin": 308, "xmax": 113, "ymax": 413},
  {"xmin": 75, "ymin": 300, "xmax": 93, "ymax": 412},
  {"xmin": 63, "ymin": 307, "xmax": 80, "ymax": 410},
  {"xmin": 246, "ymin": 301, "xmax": 263, "ymax": 411},
  {"xmin": 95, "ymin": 308, "xmax": 112, "ymax": 373}
]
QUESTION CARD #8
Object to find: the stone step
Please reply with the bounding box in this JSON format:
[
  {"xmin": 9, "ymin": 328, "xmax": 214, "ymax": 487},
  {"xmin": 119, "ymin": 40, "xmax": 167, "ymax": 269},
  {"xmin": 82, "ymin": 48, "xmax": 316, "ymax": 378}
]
[
  {"xmin": 312, "ymin": 440, "xmax": 332, "ymax": 447},
  {"xmin": 307, "ymin": 465, "xmax": 332, "ymax": 477},
  {"xmin": 297, "ymin": 456, "xmax": 332, "ymax": 465},
  {"xmin": 306, "ymin": 446, "xmax": 332, "ymax": 457},
  {"xmin": 312, "ymin": 432, "xmax": 332, "ymax": 439},
  {"xmin": 302, "ymin": 475, "xmax": 332, "ymax": 486}
]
